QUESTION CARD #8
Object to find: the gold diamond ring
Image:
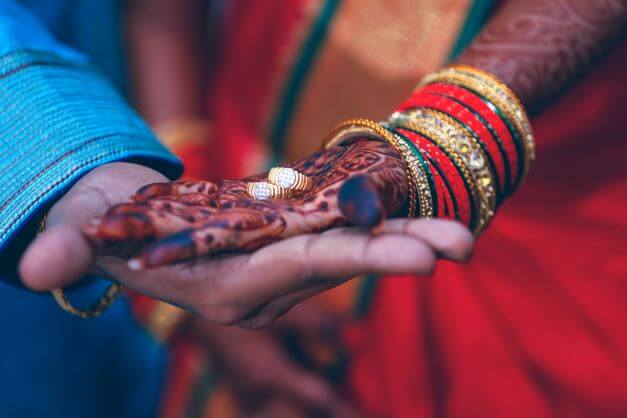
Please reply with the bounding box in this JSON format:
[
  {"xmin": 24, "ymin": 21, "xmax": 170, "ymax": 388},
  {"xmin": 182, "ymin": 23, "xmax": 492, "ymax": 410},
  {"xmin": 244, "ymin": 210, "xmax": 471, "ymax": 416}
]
[
  {"xmin": 268, "ymin": 167, "xmax": 313, "ymax": 191},
  {"xmin": 247, "ymin": 182, "xmax": 293, "ymax": 200}
]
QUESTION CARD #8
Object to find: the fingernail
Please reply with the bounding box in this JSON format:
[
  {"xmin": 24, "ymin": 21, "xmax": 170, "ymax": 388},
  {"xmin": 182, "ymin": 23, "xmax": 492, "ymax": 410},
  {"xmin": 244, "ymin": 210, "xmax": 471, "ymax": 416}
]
[
  {"xmin": 87, "ymin": 218, "xmax": 101, "ymax": 227},
  {"xmin": 338, "ymin": 175, "xmax": 384, "ymax": 229},
  {"xmin": 127, "ymin": 259, "xmax": 144, "ymax": 271}
]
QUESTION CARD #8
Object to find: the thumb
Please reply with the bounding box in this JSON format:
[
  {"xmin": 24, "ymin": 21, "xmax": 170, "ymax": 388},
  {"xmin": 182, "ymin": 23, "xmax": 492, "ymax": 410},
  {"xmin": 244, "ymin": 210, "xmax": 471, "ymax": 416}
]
[
  {"xmin": 19, "ymin": 163, "xmax": 166, "ymax": 291},
  {"xmin": 338, "ymin": 175, "xmax": 385, "ymax": 228}
]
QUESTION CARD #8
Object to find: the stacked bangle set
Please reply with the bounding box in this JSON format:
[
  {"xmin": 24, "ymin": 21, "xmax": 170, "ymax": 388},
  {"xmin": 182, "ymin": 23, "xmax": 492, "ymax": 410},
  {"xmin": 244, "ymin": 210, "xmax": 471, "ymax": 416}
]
[{"xmin": 324, "ymin": 65, "xmax": 535, "ymax": 235}]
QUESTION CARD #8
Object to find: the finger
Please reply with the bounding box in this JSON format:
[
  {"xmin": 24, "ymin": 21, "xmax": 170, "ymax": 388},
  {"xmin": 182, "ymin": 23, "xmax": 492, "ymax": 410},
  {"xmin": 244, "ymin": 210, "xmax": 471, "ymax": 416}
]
[
  {"xmin": 249, "ymin": 398, "xmax": 306, "ymax": 418},
  {"xmin": 127, "ymin": 209, "xmax": 283, "ymax": 269},
  {"xmin": 20, "ymin": 163, "xmax": 168, "ymax": 290},
  {"xmin": 87, "ymin": 202, "xmax": 193, "ymax": 244},
  {"xmin": 134, "ymin": 180, "xmax": 218, "ymax": 200},
  {"xmin": 338, "ymin": 175, "xmax": 385, "ymax": 228},
  {"xmin": 237, "ymin": 279, "xmax": 347, "ymax": 331},
  {"xmin": 274, "ymin": 301, "xmax": 342, "ymax": 340},
  {"xmin": 85, "ymin": 195, "xmax": 221, "ymax": 250},
  {"xmin": 263, "ymin": 357, "xmax": 360, "ymax": 418},
  {"xmin": 19, "ymin": 180, "xmax": 114, "ymax": 290},
  {"xmin": 20, "ymin": 224, "xmax": 95, "ymax": 291},
  {"xmin": 379, "ymin": 218, "xmax": 475, "ymax": 262},
  {"xmin": 97, "ymin": 222, "xmax": 438, "ymax": 325}
]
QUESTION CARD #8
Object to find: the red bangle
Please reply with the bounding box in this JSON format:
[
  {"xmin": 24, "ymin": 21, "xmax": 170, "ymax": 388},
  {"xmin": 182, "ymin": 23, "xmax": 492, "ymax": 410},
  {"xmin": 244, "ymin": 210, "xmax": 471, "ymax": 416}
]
[
  {"xmin": 397, "ymin": 128, "xmax": 472, "ymax": 226},
  {"xmin": 398, "ymin": 92, "xmax": 512, "ymax": 200},
  {"xmin": 427, "ymin": 158, "xmax": 454, "ymax": 219},
  {"xmin": 410, "ymin": 83, "xmax": 521, "ymax": 197}
]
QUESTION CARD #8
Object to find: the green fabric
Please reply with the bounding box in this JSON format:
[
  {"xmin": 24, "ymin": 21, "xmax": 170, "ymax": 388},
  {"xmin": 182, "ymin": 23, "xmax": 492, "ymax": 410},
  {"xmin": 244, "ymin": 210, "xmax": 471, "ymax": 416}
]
[
  {"xmin": 448, "ymin": 0, "xmax": 496, "ymax": 61},
  {"xmin": 267, "ymin": 0, "xmax": 341, "ymax": 166}
]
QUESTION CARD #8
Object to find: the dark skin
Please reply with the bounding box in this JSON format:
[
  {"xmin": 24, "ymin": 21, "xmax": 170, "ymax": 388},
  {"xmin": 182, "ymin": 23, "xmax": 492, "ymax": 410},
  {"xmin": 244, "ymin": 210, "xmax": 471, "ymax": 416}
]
[{"xmin": 457, "ymin": 0, "xmax": 627, "ymax": 114}]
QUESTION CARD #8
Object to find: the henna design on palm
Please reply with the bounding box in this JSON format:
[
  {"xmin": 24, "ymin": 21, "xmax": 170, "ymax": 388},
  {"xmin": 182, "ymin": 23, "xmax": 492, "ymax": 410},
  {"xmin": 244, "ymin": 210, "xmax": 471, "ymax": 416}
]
[{"xmin": 84, "ymin": 139, "xmax": 409, "ymax": 269}]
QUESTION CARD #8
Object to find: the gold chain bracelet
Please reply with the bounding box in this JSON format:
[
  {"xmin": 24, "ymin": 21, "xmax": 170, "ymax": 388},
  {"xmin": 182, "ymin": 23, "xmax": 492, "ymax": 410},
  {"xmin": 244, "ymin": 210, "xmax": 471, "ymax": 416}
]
[
  {"xmin": 38, "ymin": 216, "xmax": 122, "ymax": 319},
  {"xmin": 51, "ymin": 284, "xmax": 122, "ymax": 319}
]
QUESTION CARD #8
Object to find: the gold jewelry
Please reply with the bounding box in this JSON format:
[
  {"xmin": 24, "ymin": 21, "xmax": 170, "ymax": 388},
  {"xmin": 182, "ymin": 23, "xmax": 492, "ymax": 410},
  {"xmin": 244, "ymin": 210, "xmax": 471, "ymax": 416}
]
[
  {"xmin": 391, "ymin": 108, "xmax": 497, "ymax": 230},
  {"xmin": 419, "ymin": 67, "xmax": 535, "ymax": 186},
  {"xmin": 247, "ymin": 182, "xmax": 294, "ymax": 200},
  {"xmin": 268, "ymin": 167, "xmax": 313, "ymax": 191},
  {"xmin": 451, "ymin": 65, "xmax": 535, "ymax": 161},
  {"xmin": 38, "ymin": 215, "xmax": 122, "ymax": 319},
  {"xmin": 323, "ymin": 118, "xmax": 434, "ymax": 218},
  {"xmin": 389, "ymin": 116, "xmax": 484, "ymax": 234},
  {"xmin": 51, "ymin": 284, "xmax": 123, "ymax": 319}
]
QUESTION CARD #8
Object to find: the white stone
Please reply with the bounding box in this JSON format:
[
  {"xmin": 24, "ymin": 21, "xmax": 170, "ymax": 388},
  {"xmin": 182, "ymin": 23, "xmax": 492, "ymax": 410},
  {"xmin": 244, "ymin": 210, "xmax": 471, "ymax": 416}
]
[
  {"xmin": 469, "ymin": 150, "xmax": 485, "ymax": 170},
  {"xmin": 276, "ymin": 168, "xmax": 297, "ymax": 188},
  {"xmin": 252, "ymin": 183, "xmax": 271, "ymax": 200}
]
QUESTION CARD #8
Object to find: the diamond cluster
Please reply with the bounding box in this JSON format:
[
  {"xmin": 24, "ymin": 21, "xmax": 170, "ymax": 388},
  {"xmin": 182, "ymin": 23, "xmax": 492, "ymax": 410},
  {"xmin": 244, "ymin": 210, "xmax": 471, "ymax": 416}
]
[
  {"xmin": 251, "ymin": 183, "xmax": 272, "ymax": 200},
  {"xmin": 275, "ymin": 168, "xmax": 297, "ymax": 189}
]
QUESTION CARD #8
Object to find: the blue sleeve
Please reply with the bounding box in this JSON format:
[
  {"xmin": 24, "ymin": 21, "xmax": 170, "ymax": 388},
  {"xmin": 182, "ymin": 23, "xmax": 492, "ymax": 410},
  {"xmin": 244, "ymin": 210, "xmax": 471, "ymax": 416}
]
[{"xmin": 0, "ymin": 3, "xmax": 182, "ymax": 260}]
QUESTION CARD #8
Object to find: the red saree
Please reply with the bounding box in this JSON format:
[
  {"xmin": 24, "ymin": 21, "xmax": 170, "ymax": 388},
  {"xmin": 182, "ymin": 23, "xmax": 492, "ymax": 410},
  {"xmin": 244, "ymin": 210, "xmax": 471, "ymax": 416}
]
[{"xmin": 342, "ymin": 41, "xmax": 627, "ymax": 418}]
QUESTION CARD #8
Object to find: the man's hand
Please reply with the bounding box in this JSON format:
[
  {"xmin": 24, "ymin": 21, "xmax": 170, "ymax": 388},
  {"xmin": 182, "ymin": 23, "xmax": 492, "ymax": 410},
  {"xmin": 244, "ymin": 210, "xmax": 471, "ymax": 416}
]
[
  {"xmin": 19, "ymin": 146, "xmax": 474, "ymax": 328},
  {"xmin": 193, "ymin": 303, "xmax": 359, "ymax": 418},
  {"xmin": 19, "ymin": 162, "xmax": 168, "ymax": 290}
]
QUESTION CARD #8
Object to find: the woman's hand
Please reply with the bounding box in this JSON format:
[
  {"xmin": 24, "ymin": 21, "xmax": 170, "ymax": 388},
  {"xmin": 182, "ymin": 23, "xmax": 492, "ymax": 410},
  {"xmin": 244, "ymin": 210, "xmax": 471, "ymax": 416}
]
[
  {"xmin": 84, "ymin": 138, "xmax": 410, "ymax": 268},
  {"xmin": 19, "ymin": 140, "xmax": 474, "ymax": 328}
]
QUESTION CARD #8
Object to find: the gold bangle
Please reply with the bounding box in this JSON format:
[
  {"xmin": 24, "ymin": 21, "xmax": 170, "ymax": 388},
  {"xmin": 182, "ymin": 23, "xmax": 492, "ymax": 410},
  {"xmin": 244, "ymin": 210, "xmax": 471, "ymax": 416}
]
[
  {"xmin": 450, "ymin": 65, "xmax": 535, "ymax": 169},
  {"xmin": 51, "ymin": 284, "xmax": 123, "ymax": 319},
  {"xmin": 392, "ymin": 108, "xmax": 497, "ymax": 229},
  {"xmin": 389, "ymin": 117, "xmax": 484, "ymax": 234},
  {"xmin": 419, "ymin": 67, "xmax": 535, "ymax": 186},
  {"xmin": 38, "ymin": 216, "xmax": 123, "ymax": 319},
  {"xmin": 323, "ymin": 118, "xmax": 434, "ymax": 219}
]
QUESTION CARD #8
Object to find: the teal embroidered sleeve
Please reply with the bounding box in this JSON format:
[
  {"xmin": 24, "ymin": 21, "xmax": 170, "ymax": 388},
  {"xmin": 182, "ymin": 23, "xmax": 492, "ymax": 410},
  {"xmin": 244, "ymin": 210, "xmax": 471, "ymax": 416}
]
[{"xmin": 0, "ymin": 3, "xmax": 182, "ymax": 260}]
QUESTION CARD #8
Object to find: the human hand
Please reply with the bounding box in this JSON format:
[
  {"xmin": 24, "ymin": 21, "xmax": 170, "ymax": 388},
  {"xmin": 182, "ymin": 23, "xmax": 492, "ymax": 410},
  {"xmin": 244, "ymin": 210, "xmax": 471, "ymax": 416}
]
[
  {"xmin": 85, "ymin": 138, "xmax": 413, "ymax": 268},
  {"xmin": 20, "ymin": 141, "xmax": 474, "ymax": 328},
  {"xmin": 193, "ymin": 303, "xmax": 359, "ymax": 418},
  {"xmin": 19, "ymin": 162, "xmax": 168, "ymax": 290}
]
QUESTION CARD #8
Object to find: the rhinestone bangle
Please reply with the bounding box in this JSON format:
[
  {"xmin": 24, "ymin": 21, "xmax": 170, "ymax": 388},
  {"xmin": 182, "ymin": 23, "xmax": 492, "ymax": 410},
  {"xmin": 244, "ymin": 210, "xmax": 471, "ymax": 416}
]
[
  {"xmin": 390, "ymin": 118, "xmax": 483, "ymax": 234},
  {"xmin": 401, "ymin": 108, "xmax": 498, "ymax": 228}
]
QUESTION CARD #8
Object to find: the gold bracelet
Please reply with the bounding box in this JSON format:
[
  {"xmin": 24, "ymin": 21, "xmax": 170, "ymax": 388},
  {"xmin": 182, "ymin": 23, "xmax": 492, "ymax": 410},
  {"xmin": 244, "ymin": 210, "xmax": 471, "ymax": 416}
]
[
  {"xmin": 51, "ymin": 284, "xmax": 123, "ymax": 319},
  {"xmin": 389, "ymin": 117, "xmax": 484, "ymax": 234},
  {"xmin": 419, "ymin": 67, "xmax": 535, "ymax": 187},
  {"xmin": 38, "ymin": 216, "xmax": 123, "ymax": 319},
  {"xmin": 323, "ymin": 118, "xmax": 434, "ymax": 218}
]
